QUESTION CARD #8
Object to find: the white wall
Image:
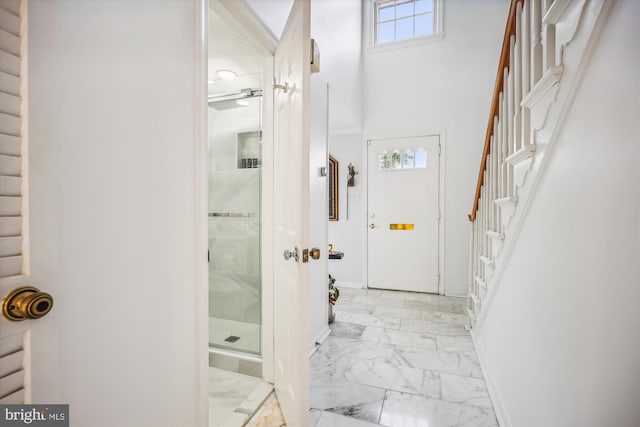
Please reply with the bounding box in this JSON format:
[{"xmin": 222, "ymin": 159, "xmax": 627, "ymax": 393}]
[
  {"xmin": 28, "ymin": 1, "xmax": 205, "ymax": 425},
  {"xmin": 310, "ymin": 0, "xmax": 363, "ymax": 132},
  {"xmin": 363, "ymin": 0, "xmax": 508, "ymax": 295},
  {"xmin": 309, "ymin": 0, "xmax": 362, "ymax": 340},
  {"xmin": 327, "ymin": 133, "xmax": 364, "ymax": 288},
  {"xmin": 475, "ymin": 1, "xmax": 640, "ymax": 425}
]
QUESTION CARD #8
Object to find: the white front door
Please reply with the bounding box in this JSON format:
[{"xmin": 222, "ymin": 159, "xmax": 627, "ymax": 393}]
[
  {"xmin": 367, "ymin": 136, "xmax": 440, "ymax": 293},
  {"xmin": 272, "ymin": 0, "xmax": 311, "ymax": 425}
]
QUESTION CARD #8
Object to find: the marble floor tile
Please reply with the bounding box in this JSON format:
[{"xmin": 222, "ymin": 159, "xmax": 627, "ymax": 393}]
[
  {"xmin": 361, "ymin": 326, "xmax": 437, "ymax": 351},
  {"xmin": 379, "ymin": 290, "xmax": 436, "ymax": 302},
  {"xmin": 405, "ymin": 300, "xmax": 467, "ymax": 315},
  {"xmin": 329, "ymin": 322, "xmax": 366, "ymax": 339},
  {"xmin": 335, "ymin": 311, "xmax": 402, "ymax": 329},
  {"xmin": 310, "ymin": 376, "xmax": 385, "ymax": 424},
  {"xmin": 310, "ymin": 408, "xmax": 323, "ymax": 426},
  {"xmin": 420, "ymin": 310, "xmax": 469, "ymax": 325},
  {"xmin": 208, "ymin": 367, "xmax": 263, "ymax": 427},
  {"xmin": 394, "ymin": 347, "xmax": 483, "ymax": 378},
  {"xmin": 312, "ymin": 291, "xmax": 498, "ymax": 427},
  {"xmin": 343, "ymin": 359, "xmax": 441, "ymax": 399},
  {"xmin": 246, "ymin": 392, "xmax": 286, "ymax": 427},
  {"xmin": 436, "ymin": 335, "xmax": 475, "ymax": 352},
  {"xmin": 313, "ymin": 336, "xmax": 397, "ymax": 365},
  {"xmin": 440, "ymin": 373, "xmax": 493, "ymax": 409},
  {"xmin": 310, "ymin": 347, "xmax": 353, "ymax": 379},
  {"xmin": 335, "ymin": 302, "xmax": 376, "ymax": 314},
  {"xmin": 373, "ymin": 306, "xmax": 422, "ymax": 320},
  {"xmin": 338, "ymin": 288, "xmax": 368, "ymax": 297},
  {"xmin": 379, "ymin": 391, "xmax": 498, "ymax": 427},
  {"xmin": 351, "ymin": 295, "xmax": 406, "ymax": 308},
  {"xmin": 315, "ymin": 410, "xmax": 386, "ymax": 427},
  {"xmin": 400, "ymin": 318, "xmax": 469, "ymax": 336}
]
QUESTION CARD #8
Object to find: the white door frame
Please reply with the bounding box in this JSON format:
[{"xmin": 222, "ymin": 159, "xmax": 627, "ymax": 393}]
[
  {"xmin": 203, "ymin": 0, "xmax": 280, "ymax": 386},
  {"xmin": 362, "ymin": 131, "xmax": 447, "ymax": 295}
]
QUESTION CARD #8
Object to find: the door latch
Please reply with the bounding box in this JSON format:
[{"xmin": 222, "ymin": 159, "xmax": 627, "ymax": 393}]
[{"xmin": 283, "ymin": 247, "xmax": 299, "ymax": 262}]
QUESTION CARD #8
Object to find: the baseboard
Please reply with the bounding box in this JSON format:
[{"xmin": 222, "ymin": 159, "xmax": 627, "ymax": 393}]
[
  {"xmin": 470, "ymin": 329, "xmax": 512, "ymax": 427},
  {"xmin": 308, "ymin": 326, "xmax": 331, "ymax": 358},
  {"xmin": 335, "ymin": 281, "xmax": 363, "ymax": 289}
]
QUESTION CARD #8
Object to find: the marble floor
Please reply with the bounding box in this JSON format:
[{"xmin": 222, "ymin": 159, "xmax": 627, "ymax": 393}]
[
  {"xmin": 309, "ymin": 287, "xmax": 498, "ymax": 427},
  {"xmin": 209, "ymin": 367, "xmax": 273, "ymax": 427}
]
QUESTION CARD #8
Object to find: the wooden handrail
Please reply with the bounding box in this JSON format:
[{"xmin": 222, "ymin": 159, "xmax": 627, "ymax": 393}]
[{"xmin": 469, "ymin": 0, "xmax": 522, "ymax": 222}]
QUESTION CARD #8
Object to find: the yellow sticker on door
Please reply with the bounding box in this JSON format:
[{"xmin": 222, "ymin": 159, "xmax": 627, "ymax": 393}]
[{"xmin": 389, "ymin": 224, "xmax": 415, "ymax": 230}]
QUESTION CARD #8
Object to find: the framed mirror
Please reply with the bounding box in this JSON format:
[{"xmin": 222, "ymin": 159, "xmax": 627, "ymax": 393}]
[{"xmin": 329, "ymin": 155, "xmax": 338, "ymax": 221}]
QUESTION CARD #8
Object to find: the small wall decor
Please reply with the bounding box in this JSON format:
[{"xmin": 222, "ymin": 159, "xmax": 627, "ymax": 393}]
[{"xmin": 346, "ymin": 163, "xmax": 358, "ymax": 220}]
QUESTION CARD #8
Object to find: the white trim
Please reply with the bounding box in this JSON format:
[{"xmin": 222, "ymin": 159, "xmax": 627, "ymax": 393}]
[
  {"xmin": 542, "ymin": 0, "xmax": 572, "ymax": 26},
  {"xmin": 208, "ymin": 347, "xmax": 263, "ymax": 364},
  {"xmin": 470, "ymin": 329, "xmax": 512, "ymax": 427},
  {"xmin": 212, "ymin": 0, "xmax": 277, "ymax": 55},
  {"xmin": 260, "ymin": 55, "xmax": 275, "ymax": 383},
  {"xmin": 521, "ymin": 66, "xmax": 564, "ymax": 108},
  {"xmin": 195, "ymin": 1, "xmax": 209, "ymax": 426},
  {"xmin": 334, "ymin": 281, "xmax": 363, "ymax": 289},
  {"xmin": 362, "ymin": 130, "xmax": 446, "ymax": 295},
  {"xmin": 505, "ymin": 143, "xmax": 536, "ymax": 165},
  {"xmin": 495, "ymin": 196, "xmax": 518, "ymax": 208},
  {"xmin": 308, "ymin": 326, "xmax": 331, "ymax": 357}
]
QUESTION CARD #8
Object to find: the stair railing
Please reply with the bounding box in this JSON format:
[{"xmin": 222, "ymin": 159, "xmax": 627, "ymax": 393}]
[{"xmin": 467, "ymin": 0, "xmax": 558, "ymax": 324}]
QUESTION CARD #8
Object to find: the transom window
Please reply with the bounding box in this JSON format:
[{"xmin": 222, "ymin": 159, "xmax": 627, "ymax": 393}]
[{"xmin": 375, "ymin": 0, "xmax": 436, "ymax": 45}]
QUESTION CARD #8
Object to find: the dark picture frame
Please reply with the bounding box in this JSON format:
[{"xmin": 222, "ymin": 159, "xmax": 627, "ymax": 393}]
[{"xmin": 329, "ymin": 155, "xmax": 339, "ymax": 221}]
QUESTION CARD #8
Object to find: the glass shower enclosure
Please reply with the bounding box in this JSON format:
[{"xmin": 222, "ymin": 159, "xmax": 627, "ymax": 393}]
[{"xmin": 208, "ymin": 74, "xmax": 262, "ymax": 357}]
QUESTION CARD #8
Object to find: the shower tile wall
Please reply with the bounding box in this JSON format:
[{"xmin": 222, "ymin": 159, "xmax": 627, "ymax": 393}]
[{"xmin": 209, "ymin": 96, "xmax": 262, "ymax": 355}]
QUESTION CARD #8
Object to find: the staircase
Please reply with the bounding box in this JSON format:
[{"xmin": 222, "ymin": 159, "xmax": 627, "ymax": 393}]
[{"xmin": 467, "ymin": 0, "xmax": 612, "ymax": 328}]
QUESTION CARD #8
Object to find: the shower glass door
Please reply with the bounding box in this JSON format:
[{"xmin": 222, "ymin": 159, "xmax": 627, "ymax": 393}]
[{"xmin": 208, "ymin": 74, "xmax": 262, "ymax": 355}]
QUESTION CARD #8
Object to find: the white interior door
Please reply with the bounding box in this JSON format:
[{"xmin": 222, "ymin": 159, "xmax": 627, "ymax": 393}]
[
  {"xmin": 273, "ymin": 0, "xmax": 311, "ymax": 425},
  {"xmin": 367, "ymin": 136, "xmax": 440, "ymax": 293},
  {"xmin": 0, "ymin": 1, "xmax": 207, "ymax": 426},
  {"xmin": 0, "ymin": 0, "xmax": 55, "ymax": 406}
]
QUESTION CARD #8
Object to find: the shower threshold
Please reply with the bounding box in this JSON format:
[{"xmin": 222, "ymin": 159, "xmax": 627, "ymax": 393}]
[{"xmin": 209, "ymin": 346, "xmax": 262, "ymax": 378}]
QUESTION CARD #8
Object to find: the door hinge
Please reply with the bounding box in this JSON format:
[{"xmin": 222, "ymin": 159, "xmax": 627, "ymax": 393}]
[
  {"xmin": 437, "ymin": 274, "xmax": 441, "ymax": 284},
  {"xmin": 273, "ymin": 77, "xmax": 289, "ymax": 93},
  {"xmin": 438, "ymin": 143, "xmax": 441, "ymax": 155}
]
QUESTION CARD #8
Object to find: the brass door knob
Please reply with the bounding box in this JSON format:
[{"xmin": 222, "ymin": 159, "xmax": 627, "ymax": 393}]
[
  {"xmin": 2, "ymin": 286, "xmax": 54, "ymax": 321},
  {"xmin": 310, "ymin": 247, "xmax": 321, "ymax": 260}
]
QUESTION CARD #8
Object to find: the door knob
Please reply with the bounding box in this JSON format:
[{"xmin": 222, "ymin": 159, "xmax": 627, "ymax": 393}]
[
  {"xmin": 283, "ymin": 247, "xmax": 299, "ymax": 262},
  {"xmin": 2, "ymin": 286, "xmax": 54, "ymax": 321},
  {"xmin": 369, "ymin": 224, "xmax": 376, "ymax": 229},
  {"xmin": 310, "ymin": 247, "xmax": 321, "ymax": 260}
]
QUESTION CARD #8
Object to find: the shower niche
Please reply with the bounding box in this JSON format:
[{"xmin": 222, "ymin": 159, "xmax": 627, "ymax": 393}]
[{"xmin": 237, "ymin": 130, "xmax": 262, "ymax": 169}]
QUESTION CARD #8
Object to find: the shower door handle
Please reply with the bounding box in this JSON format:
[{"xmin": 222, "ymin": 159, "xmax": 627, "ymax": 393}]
[{"xmin": 283, "ymin": 247, "xmax": 299, "ymax": 262}]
